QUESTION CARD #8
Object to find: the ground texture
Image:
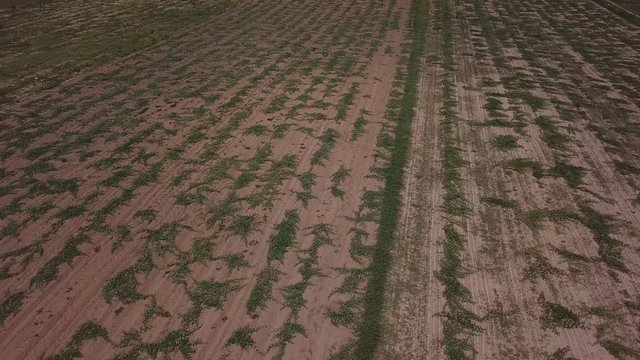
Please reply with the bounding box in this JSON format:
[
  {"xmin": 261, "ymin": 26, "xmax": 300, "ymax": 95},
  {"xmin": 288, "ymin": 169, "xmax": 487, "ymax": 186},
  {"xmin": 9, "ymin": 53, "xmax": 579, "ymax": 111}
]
[
  {"xmin": 382, "ymin": 0, "xmax": 640, "ymax": 359},
  {"xmin": 0, "ymin": 0, "xmax": 639, "ymax": 360},
  {"xmin": 0, "ymin": 0, "xmax": 412, "ymax": 358}
]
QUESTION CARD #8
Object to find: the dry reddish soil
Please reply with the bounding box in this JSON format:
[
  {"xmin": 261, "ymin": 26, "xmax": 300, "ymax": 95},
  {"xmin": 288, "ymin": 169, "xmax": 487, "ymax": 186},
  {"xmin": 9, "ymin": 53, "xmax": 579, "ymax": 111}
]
[
  {"xmin": 383, "ymin": 0, "xmax": 640, "ymax": 359},
  {"xmin": 0, "ymin": 0, "xmax": 412, "ymax": 359},
  {"xmin": 3, "ymin": 0, "xmax": 640, "ymax": 359}
]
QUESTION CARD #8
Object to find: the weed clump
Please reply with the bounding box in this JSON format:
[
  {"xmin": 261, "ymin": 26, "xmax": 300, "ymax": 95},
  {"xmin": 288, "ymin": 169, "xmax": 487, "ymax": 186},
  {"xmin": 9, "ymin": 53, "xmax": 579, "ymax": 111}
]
[
  {"xmin": 482, "ymin": 196, "xmax": 518, "ymax": 209},
  {"xmin": 226, "ymin": 326, "xmax": 257, "ymax": 349},
  {"xmin": 246, "ymin": 266, "xmax": 281, "ymax": 315},
  {"xmin": 492, "ymin": 135, "xmax": 519, "ymax": 150},
  {"xmin": 267, "ymin": 210, "xmax": 300, "ymax": 262},
  {"xmin": 540, "ymin": 295, "xmax": 580, "ymax": 330}
]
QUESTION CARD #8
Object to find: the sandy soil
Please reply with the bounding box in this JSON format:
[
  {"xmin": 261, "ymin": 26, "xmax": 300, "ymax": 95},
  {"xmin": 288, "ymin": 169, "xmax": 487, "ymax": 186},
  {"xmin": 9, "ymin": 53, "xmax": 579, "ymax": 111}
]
[
  {"xmin": 0, "ymin": 0, "xmax": 412, "ymax": 359},
  {"xmin": 383, "ymin": 0, "xmax": 640, "ymax": 359},
  {"xmin": 2, "ymin": 0, "xmax": 639, "ymax": 359}
]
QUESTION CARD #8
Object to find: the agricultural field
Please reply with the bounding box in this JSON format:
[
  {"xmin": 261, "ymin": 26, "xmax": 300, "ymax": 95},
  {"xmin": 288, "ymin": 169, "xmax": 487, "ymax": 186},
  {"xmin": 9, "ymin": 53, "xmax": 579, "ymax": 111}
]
[
  {"xmin": 382, "ymin": 0, "xmax": 640, "ymax": 359},
  {"xmin": 0, "ymin": 0, "xmax": 638, "ymax": 359}
]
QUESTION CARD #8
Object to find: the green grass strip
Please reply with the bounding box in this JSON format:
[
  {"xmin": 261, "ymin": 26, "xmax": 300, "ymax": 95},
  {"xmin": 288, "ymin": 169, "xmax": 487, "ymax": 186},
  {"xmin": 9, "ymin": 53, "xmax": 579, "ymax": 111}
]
[{"xmin": 353, "ymin": 0, "xmax": 428, "ymax": 358}]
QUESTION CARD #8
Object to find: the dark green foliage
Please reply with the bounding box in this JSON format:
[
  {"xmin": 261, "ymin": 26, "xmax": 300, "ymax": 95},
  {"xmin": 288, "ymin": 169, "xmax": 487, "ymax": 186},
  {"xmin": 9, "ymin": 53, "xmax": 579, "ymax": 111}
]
[
  {"xmin": 103, "ymin": 267, "xmax": 146, "ymax": 304},
  {"xmin": 44, "ymin": 321, "xmax": 109, "ymax": 360},
  {"xmin": 482, "ymin": 196, "xmax": 518, "ymax": 209},
  {"xmin": 311, "ymin": 129, "xmax": 340, "ymax": 166},
  {"xmin": 535, "ymin": 116, "xmax": 571, "ymax": 150},
  {"xmin": 548, "ymin": 347, "xmax": 577, "ymax": 360},
  {"xmin": 600, "ymin": 340, "xmax": 640, "ymax": 359},
  {"xmin": 355, "ymin": 0, "xmax": 428, "ymax": 356},
  {"xmin": 229, "ymin": 215, "xmax": 255, "ymax": 239},
  {"xmin": 189, "ymin": 280, "xmax": 238, "ymax": 310},
  {"xmin": 146, "ymin": 222, "xmax": 185, "ymax": 256},
  {"xmin": 337, "ymin": 83, "xmax": 359, "ymax": 121},
  {"xmin": 615, "ymin": 161, "xmax": 640, "ymax": 175},
  {"xmin": 176, "ymin": 190, "xmax": 206, "ymax": 206},
  {"xmin": 505, "ymin": 158, "xmax": 544, "ymax": 178},
  {"xmin": 507, "ymin": 91, "xmax": 545, "ymax": 111},
  {"xmin": 548, "ymin": 160, "xmax": 584, "ymax": 188},
  {"xmin": 578, "ymin": 205, "xmax": 624, "ymax": 270},
  {"xmin": 29, "ymin": 178, "xmax": 80, "ymax": 196},
  {"xmin": 244, "ymin": 125, "xmax": 269, "ymax": 136},
  {"xmin": 351, "ymin": 114, "xmax": 368, "ymax": 141},
  {"xmin": 330, "ymin": 166, "xmax": 350, "ymax": 199},
  {"xmin": 0, "ymin": 221, "xmax": 19, "ymax": 240},
  {"xmin": 552, "ymin": 247, "xmax": 589, "ymax": 262},
  {"xmin": 298, "ymin": 171, "xmax": 316, "ymax": 190},
  {"xmin": 266, "ymin": 94, "xmax": 288, "ymax": 113},
  {"xmin": 492, "ymin": 135, "xmax": 519, "ymax": 150},
  {"xmin": 234, "ymin": 172, "xmax": 257, "ymax": 189},
  {"xmin": 540, "ymin": 296, "xmax": 580, "ymax": 329},
  {"xmin": 28, "ymin": 200, "xmax": 55, "ymax": 220},
  {"xmin": 143, "ymin": 298, "xmax": 170, "ymax": 329},
  {"xmin": 273, "ymin": 321, "xmax": 306, "ymax": 358},
  {"xmin": 134, "ymin": 208, "xmax": 157, "ymax": 223},
  {"xmin": 222, "ymin": 254, "xmax": 249, "ymax": 271},
  {"xmin": 30, "ymin": 234, "xmax": 90, "ymax": 288},
  {"xmin": 112, "ymin": 225, "xmax": 132, "ymax": 252},
  {"xmin": 522, "ymin": 248, "xmax": 563, "ymax": 282},
  {"xmin": 0, "ymin": 291, "xmax": 25, "ymax": 324},
  {"xmin": 226, "ymin": 326, "xmax": 257, "ymax": 349},
  {"xmin": 103, "ymin": 167, "xmax": 133, "ymax": 187},
  {"xmin": 246, "ymin": 266, "xmax": 281, "ymax": 315},
  {"xmin": 0, "ymin": 198, "xmax": 21, "ymax": 220},
  {"xmin": 267, "ymin": 210, "xmax": 300, "ymax": 262},
  {"xmin": 328, "ymin": 300, "xmax": 359, "ymax": 329}
]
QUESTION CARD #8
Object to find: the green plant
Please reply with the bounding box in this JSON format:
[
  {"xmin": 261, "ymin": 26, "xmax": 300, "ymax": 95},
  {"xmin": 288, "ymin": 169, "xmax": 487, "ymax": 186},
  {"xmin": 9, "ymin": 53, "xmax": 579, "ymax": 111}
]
[
  {"xmin": 143, "ymin": 298, "xmax": 170, "ymax": 329},
  {"xmin": 103, "ymin": 267, "xmax": 146, "ymax": 304},
  {"xmin": 548, "ymin": 160, "xmax": 584, "ymax": 188},
  {"xmin": 0, "ymin": 291, "xmax": 25, "ymax": 324},
  {"xmin": 328, "ymin": 299, "xmax": 359, "ymax": 329},
  {"xmin": 226, "ymin": 326, "xmax": 257, "ymax": 349},
  {"xmin": 267, "ymin": 210, "xmax": 300, "ymax": 262},
  {"xmin": 229, "ymin": 215, "xmax": 255, "ymax": 239},
  {"xmin": 31, "ymin": 234, "xmax": 90, "ymax": 288},
  {"xmin": 246, "ymin": 266, "xmax": 281, "ymax": 315},
  {"xmin": 43, "ymin": 321, "xmax": 109, "ymax": 360},
  {"xmin": 535, "ymin": 116, "xmax": 570, "ymax": 150},
  {"xmin": 244, "ymin": 125, "xmax": 269, "ymax": 136},
  {"xmin": 504, "ymin": 158, "xmax": 544, "ymax": 178},
  {"xmin": 221, "ymin": 254, "xmax": 249, "ymax": 271},
  {"xmin": 614, "ymin": 161, "xmax": 640, "ymax": 175},
  {"xmin": 548, "ymin": 347, "xmax": 577, "ymax": 360},
  {"xmin": 492, "ymin": 135, "xmax": 519, "ymax": 150},
  {"xmin": 273, "ymin": 321, "xmax": 306, "ymax": 359},
  {"xmin": 355, "ymin": 0, "xmax": 428, "ymax": 356},
  {"xmin": 507, "ymin": 90, "xmax": 545, "ymax": 111},
  {"xmin": 540, "ymin": 295, "xmax": 580, "ymax": 330},
  {"xmin": 336, "ymin": 83, "xmax": 359, "ymax": 121},
  {"xmin": 600, "ymin": 340, "xmax": 640, "ymax": 359},
  {"xmin": 482, "ymin": 196, "xmax": 518, "ymax": 209},
  {"xmin": 266, "ymin": 94, "xmax": 288, "ymax": 113},
  {"xmin": 330, "ymin": 166, "xmax": 350, "ymax": 199},
  {"xmin": 311, "ymin": 129, "xmax": 339, "ymax": 166},
  {"xmin": 351, "ymin": 113, "xmax": 368, "ymax": 141},
  {"xmin": 521, "ymin": 247, "xmax": 563, "ymax": 281},
  {"xmin": 189, "ymin": 280, "xmax": 239, "ymax": 310},
  {"xmin": 135, "ymin": 208, "xmax": 157, "ymax": 223}
]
